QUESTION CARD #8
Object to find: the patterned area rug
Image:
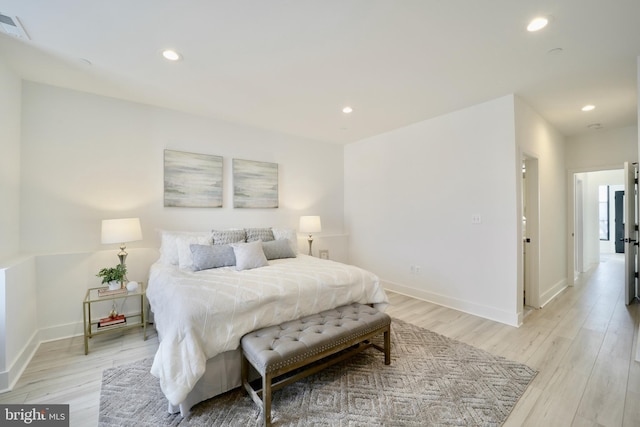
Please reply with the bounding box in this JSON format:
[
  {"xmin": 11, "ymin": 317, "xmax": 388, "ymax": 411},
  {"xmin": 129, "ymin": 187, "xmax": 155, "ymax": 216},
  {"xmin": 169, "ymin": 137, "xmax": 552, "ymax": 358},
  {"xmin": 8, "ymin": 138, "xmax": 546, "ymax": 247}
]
[{"xmin": 98, "ymin": 319, "xmax": 536, "ymax": 426}]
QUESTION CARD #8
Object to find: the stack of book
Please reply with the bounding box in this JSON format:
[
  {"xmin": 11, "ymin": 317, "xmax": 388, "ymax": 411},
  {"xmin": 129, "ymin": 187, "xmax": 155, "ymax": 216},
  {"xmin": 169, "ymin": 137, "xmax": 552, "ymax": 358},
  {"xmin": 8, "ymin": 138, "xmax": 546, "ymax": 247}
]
[
  {"xmin": 98, "ymin": 314, "xmax": 126, "ymax": 329},
  {"xmin": 98, "ymin": 287, "xmax": 127, "ymax": 297}
]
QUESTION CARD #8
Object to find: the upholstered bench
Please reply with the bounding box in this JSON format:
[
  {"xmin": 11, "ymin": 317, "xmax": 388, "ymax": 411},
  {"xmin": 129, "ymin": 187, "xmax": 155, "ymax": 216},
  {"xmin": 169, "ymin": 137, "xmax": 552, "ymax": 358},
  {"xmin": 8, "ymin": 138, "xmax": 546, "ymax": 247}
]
[{"xmin": 240, "ymin": 303, "xmax": 391, "ymax": 426}]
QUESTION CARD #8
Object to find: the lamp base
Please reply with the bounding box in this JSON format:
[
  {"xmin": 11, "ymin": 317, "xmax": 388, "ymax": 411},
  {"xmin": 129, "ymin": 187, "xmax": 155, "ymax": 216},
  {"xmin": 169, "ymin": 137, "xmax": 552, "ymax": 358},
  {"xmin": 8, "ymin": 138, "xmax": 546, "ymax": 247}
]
[
  {"xmin": 117, "ymin": 244, "xmax": 128, "ymax": 289},
  {"xmin": 307, "ymin": 235, "xmax": 313, "ymax": 256}
]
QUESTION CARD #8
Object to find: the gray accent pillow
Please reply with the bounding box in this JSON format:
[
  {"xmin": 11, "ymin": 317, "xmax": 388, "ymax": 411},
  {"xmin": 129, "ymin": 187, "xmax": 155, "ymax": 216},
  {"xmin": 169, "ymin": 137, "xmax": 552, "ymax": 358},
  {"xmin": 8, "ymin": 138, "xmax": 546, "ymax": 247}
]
[
  {"xmin": 211, "ymin": 229, "xmax": 246, "ymax": 245},
  {"xmin": 190, "ymin": 244, "xmax": 236, "ymax": 271},
  {"xmin": 262, "ymin": 239, "xmax": 297, "ymax": 260},
  {"xmin": 245, "ymin": 228, "xmax": 274, "ymax": 242},
  {"xmin": 230, "ymin": 241, "xmax": 269, "ymax": 271},
  {"xmin": 271, "ymin": 228, "xmax": 298, "ymax": 253}
]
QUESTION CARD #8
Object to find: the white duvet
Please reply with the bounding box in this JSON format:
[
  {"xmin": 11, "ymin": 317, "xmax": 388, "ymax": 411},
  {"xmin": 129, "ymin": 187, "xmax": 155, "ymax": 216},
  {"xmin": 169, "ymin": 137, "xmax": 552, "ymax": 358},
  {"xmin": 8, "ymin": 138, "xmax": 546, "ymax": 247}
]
[{"xmin": 147, "ymin": 254, "xmax": 388, "ymax": 406}]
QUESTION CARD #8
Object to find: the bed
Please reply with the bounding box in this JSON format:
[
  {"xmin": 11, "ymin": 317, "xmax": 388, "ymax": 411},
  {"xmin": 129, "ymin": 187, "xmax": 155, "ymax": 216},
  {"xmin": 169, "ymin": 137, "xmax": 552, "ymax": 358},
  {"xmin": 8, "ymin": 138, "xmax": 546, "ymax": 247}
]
[{"xmin": 146, "ymin": 228, "xmax": 389, "ymax": 416}]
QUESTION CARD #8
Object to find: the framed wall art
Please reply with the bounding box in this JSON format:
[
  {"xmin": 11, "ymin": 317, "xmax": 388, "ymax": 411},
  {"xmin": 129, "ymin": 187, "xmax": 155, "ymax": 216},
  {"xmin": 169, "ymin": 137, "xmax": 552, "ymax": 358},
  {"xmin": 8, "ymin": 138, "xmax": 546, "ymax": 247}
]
[
  {"xmin": 232, "ymin": 159, "xmax": 278, "ymax": 208},
  {"xmin": 164, "ymin": 149, "xmax": 223, "ymax": 208}
]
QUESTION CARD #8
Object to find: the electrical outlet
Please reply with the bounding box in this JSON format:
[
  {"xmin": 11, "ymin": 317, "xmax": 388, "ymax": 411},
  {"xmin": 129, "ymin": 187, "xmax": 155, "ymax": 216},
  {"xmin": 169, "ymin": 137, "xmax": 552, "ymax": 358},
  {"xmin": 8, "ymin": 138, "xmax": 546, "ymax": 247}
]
[{"xmin": 471, "ymin": 214, "xmax": 482, "ymax": 224}]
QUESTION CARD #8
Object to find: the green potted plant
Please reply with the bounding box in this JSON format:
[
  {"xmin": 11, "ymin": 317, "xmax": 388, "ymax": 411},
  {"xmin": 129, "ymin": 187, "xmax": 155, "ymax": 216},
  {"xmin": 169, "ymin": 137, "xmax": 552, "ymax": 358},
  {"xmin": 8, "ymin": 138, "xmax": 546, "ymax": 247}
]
[{"xmin": 97, "ymin": 264, "xmax": 127, "ymax": 290}]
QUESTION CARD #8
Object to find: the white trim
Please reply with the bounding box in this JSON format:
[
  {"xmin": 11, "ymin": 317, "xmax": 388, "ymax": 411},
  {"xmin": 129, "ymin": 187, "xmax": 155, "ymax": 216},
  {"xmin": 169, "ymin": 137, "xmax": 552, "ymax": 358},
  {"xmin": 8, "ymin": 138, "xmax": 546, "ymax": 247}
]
[
  {"xmin": 382, "ymin": 280, "xmax": 520, "ymax": 327},
  {"xmin": 37, "ymin": 321, "xmax": 84, "ymax": 344},
  {"xmin": 0, "ymin": 330, "xmax": 39, "ymax": 393},
  {"xmin": 539, "ymin": 278, "xmax": 568, "ymax": 308}
]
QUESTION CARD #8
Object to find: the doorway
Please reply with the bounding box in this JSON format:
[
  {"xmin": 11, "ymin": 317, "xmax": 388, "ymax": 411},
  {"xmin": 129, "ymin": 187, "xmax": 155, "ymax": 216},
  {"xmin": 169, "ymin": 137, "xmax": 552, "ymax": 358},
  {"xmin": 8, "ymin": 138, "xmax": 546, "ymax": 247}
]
[{"xmin": 571, "ymin": 169, "xmax": 625, "ymax": 277}]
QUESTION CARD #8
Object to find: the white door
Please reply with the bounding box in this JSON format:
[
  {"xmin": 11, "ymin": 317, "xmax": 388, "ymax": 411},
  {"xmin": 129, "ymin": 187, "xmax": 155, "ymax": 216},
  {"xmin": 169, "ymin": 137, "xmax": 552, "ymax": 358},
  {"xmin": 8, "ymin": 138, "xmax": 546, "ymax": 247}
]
[
  {"xmin": 623, "ymin": 162, "xmax": 637, "ymax": 305},
  {"xmin": 522, "ymin": 156, "xmax": 539, "ymax": 308}
]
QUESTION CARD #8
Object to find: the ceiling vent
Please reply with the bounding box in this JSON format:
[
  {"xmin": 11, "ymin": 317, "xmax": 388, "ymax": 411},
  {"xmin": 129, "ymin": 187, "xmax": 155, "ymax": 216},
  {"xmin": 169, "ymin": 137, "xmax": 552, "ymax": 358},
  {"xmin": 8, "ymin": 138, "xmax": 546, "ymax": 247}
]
[{"xmin": 0, "ymin": 13, "xmax": 30, "ymax": 40}]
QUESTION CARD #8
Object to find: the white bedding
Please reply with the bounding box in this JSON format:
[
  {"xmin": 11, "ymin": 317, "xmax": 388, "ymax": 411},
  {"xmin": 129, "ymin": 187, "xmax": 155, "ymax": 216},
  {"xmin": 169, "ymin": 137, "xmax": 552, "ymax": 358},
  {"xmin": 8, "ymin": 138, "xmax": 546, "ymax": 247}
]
[{"xmin": 147, "ymin": 254, "xmax": 388, "ymax": 406}]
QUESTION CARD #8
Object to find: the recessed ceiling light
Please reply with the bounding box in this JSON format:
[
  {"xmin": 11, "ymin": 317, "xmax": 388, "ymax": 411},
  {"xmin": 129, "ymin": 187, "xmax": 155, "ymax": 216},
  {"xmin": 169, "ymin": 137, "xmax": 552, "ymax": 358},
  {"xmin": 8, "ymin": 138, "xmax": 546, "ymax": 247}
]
[
  {"xmin": 162, "ymin": 49, "xmax": 182, "ymax": 61},
  {"xmin": 581, "ymin": 105, "xmax": 596, "ymax": 112},
  {"xmin": 342, "ymin": 106, "xmax": 353, "ymax": 114},
  {"xmin": 527, "ymin": 17, "xmax": 548, "ymax": 32}
]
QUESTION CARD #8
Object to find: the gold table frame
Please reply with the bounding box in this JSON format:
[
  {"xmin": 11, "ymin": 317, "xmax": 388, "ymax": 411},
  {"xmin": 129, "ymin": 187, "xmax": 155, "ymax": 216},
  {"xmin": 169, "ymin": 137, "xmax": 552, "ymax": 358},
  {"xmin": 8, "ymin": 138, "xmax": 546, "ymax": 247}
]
[{"xmin": 82, "ymin": 282, "xmax": 147, "ymax": 355}]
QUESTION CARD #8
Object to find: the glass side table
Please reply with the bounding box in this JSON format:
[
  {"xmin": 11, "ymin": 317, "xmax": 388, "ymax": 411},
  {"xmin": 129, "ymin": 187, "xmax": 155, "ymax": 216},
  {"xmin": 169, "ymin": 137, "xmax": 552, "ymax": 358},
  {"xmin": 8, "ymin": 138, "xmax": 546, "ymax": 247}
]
[{"xmin": 83, "ymin": 282, "xmax": 147, "ymax": 355}]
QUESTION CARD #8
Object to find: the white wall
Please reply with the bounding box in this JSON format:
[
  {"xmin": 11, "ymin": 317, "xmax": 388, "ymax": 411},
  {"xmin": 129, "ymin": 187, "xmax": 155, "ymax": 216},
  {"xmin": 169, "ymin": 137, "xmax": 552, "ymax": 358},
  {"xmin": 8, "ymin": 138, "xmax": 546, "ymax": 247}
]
[
  {"xmin": 0, "ymin": 257, "xmax": 38, "ymax": 392},
  {"xmin": 566, "ymin": 126, "xmax": 638, "ymax": 171},
  {"xmin": 0, "ymin": 57, "xmax": 33, "ymax": 392},
  {"xmin": 20, "ymin": 82, "xmax": 345, "ymax": 255},
  {"xmin": 0, "ymin": 56, "xmax": 21, "ymax": 259},
  {"xmin": 514, "ymin": 97, "xmax": 568, "ymax": 307},
  {"xmin": 345, "ymin": 95, "xmax": 520, "ymax": 325}
]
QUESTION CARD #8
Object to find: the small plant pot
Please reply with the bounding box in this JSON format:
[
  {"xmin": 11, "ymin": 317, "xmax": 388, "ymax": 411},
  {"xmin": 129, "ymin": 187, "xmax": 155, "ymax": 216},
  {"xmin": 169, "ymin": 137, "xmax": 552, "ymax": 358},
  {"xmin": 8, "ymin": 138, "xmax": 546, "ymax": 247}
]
[{"xmin": 108, "ymin": 280, "xmax": 121, "ymax": 290}]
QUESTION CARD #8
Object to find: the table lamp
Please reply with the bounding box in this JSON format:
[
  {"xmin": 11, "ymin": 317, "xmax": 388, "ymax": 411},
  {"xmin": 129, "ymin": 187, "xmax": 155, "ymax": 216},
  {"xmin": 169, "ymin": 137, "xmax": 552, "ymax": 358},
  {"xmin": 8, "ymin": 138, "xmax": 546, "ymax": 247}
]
[
  {"xmin": 299, "ymin": 216, "xmax": 321, "ymax": 256},
  {"xmin": 101, "ymin": 218, "xmax": 142, "ymax": 286}
]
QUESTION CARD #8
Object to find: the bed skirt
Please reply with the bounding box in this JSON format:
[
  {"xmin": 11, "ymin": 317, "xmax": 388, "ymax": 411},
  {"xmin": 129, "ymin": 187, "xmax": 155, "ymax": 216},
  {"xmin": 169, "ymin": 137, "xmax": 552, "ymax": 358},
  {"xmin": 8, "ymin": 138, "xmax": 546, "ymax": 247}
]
[{"xmin": 168, "ymin": 348, "xmax": 243, "ymax": 417}]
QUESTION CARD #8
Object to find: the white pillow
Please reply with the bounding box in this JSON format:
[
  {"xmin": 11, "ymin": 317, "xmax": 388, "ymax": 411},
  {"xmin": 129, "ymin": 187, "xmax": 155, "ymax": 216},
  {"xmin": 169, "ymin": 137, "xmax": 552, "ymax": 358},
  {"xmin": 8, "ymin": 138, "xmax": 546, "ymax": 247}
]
[
  {"xmin": 158, "ymin": 230, "xmax": 211, "ymax": 265},
  {"xmin": 230, "ymin": 240, "xmax": 268, "ymax": 271},
  {"xmin": 176, "ymin": 234, "xmax": 212, "ymax": 269},
  {"xmin": 271, "ymin": 228, "xmax": 298, "ymax": 254}
]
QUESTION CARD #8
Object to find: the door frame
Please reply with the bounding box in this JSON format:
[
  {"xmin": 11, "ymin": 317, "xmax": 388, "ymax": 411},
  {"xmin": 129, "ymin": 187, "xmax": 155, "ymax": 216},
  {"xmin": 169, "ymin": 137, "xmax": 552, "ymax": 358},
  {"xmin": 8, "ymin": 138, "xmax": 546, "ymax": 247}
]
[{"xmin": 575, "ymin": 177, "xmax": 584, "ymax": 275}]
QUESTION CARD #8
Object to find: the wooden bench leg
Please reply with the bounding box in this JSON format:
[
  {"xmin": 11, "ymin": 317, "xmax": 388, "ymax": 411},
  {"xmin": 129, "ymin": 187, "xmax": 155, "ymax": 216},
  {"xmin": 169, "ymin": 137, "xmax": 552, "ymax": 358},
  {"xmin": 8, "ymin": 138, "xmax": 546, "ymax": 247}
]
[
  {"xmin": 241, "ymin": 354, "xmax": 248, "ymax": 391},
  {"xmin": 384, "ymin": 326, "xmax": 391, "ymax": 365},
  {"xmin": 263, "ymin": 372, "xmax": 272, "ymax": 427}
]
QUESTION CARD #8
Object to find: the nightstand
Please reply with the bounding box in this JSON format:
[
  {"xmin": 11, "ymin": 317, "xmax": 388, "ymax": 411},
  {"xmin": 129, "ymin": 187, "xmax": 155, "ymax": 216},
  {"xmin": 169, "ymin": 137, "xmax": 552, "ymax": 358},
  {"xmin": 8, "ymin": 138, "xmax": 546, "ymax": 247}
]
[{"xmin": 83, "ymin": 282, "xmax": 147, "ymax": 355}]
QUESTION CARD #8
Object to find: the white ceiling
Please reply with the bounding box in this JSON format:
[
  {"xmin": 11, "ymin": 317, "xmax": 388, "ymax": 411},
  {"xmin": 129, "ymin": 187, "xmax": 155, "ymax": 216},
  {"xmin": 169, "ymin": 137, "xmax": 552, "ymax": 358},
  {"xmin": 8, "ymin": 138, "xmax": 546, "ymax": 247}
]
[{"xmin": 0, "ymin": 0, "xmax": 638, "ymax": 144}]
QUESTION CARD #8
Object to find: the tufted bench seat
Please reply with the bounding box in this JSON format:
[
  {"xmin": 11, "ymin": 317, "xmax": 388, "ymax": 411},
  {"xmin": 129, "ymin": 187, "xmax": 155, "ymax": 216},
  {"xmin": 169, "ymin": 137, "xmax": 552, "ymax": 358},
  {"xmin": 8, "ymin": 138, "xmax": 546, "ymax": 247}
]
[{"xmin": 240, "ymin": 303, "xmax": 391, "ymax": 426}]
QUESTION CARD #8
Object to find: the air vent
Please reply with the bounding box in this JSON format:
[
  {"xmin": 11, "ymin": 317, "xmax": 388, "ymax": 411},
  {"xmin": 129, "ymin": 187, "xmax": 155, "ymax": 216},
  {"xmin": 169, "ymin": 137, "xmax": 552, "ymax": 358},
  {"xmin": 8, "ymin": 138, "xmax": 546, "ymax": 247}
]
[{"xmin": 0, "ymin": 13, "xmax": 30, "ymax": 40}]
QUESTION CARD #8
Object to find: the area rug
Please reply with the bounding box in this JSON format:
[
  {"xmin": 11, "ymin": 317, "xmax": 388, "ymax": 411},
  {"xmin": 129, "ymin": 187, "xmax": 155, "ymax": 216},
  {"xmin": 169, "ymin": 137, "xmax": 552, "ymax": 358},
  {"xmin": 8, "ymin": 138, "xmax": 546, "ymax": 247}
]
[{"xmin": 98, "ymin": 319, "xmax": 536, "ymax": 426}]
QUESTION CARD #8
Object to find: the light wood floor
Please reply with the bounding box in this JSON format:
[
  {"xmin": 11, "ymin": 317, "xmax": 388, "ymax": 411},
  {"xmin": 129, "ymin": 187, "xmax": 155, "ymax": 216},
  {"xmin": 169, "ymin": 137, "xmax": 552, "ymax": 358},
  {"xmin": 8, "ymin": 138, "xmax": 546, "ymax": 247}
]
[{"xmin": 1, "ymin": 253, "xmax": 638, "ymax": 426}]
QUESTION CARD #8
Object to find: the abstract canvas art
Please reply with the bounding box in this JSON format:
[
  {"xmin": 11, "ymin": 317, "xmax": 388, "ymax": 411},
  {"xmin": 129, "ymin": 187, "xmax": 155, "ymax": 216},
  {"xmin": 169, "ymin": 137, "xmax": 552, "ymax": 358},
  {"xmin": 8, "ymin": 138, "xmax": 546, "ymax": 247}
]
[
  {"xmin": 233, "ymin": 159, "xmax": 278, "ymax": 208},
  {"xmin": 164, "ymin": 150, "xmax": 223, "ymax": 208}
]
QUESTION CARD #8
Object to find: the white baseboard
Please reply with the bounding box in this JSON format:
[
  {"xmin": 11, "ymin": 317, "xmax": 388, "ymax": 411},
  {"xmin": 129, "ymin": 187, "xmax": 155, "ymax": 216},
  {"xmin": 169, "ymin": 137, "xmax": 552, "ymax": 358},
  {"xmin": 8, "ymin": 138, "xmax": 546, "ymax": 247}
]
[
  {"xmin": 37, "ymin": 320, "xmax": 84, "ymax": 344},
  {"xmin": 382, "ymin": 280, "xmax": 520, "ymax": 327},
  {"xmin": 539, "ymin": 278, "xmax": 568, "ymax": 308},
  {"xmin": 0, "ymin": 330, "xmax": 39, "ymax": 393},
  {"xmin": 0, "ymin": 317, "xmax": 135, "ymax": 393}
]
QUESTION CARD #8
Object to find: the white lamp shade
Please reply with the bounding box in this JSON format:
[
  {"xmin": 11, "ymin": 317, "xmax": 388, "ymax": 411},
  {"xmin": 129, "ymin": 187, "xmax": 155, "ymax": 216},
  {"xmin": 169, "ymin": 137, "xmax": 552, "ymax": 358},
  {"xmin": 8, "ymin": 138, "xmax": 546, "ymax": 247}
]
[
  {"xmin": 299, "ymin": 216, "xmax": 322, "ymax": 233},
  {"xmin": 101, "ymin": 218, "xmax": 143, "ymax": 244}
]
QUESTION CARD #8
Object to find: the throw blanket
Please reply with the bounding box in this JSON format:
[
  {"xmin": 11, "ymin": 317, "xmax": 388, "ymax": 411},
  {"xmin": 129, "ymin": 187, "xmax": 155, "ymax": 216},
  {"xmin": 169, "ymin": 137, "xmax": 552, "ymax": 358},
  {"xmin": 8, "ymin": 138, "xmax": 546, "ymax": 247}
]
[{"xmin": 147, "ymin": 255, "xmax": 388, "ymax": 406}]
